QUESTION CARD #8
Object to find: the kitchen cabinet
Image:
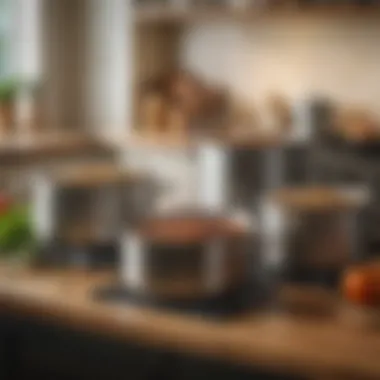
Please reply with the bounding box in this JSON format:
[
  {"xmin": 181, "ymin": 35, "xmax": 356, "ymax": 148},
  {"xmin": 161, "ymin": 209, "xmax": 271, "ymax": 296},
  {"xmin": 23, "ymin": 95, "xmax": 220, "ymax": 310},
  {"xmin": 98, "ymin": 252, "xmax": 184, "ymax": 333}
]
[
  {"xmin": 0, "ymin": 268, "xmax": 378, "ymax": 380},
  {"xmin": 0, "ymin": 315, "xmax": 302, "ymax": 380},
  {"xmin": 0, "ymin": 314, "xmax": 168, "ymax": 380}
]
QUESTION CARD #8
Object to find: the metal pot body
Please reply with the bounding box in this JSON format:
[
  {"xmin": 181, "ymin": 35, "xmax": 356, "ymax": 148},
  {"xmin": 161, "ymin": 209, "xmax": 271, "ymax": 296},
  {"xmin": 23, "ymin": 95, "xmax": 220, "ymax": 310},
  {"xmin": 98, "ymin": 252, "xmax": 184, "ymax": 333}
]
[
  {"xmin": 120, "ymin": 226, "xmax": 250, "ymax": 301},
  {"xmin": 32, "ymin": 172, "xmax": 152, "ymax": 246},
  {"xmin": 261, "ymin": 200, "xmax": 359, "ymax": 288}
]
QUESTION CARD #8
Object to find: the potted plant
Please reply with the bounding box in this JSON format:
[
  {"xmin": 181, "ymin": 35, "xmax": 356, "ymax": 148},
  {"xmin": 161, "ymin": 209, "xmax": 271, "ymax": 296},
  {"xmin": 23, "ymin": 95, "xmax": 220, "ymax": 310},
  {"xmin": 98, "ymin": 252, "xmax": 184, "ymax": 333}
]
[
  {"xmin": 0, "ymin": 194, "xmax": 36, "ymax": 269},
  {"xmin": 0, "ymin": 77, "xmax": 19, "ymax": 134}
]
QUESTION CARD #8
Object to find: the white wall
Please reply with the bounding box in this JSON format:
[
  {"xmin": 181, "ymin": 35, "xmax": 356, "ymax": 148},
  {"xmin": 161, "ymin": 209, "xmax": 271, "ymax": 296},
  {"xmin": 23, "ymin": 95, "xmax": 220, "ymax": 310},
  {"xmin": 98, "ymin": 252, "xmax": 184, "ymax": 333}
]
[
  {"xmin": 14, "ymin": 0, "xmax": 42, "ymax": 81},
  {"xmin": 181, "ymin": 15, "xmax": 380, "ymax": 115}
]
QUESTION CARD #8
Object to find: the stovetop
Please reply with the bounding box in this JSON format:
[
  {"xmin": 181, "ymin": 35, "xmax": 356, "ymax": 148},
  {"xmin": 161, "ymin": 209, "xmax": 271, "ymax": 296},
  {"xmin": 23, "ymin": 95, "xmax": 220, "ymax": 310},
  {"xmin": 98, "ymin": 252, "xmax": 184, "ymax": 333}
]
[{"xmin": 93, "ymin": 277, "xmax": 272, "ymax": 319}]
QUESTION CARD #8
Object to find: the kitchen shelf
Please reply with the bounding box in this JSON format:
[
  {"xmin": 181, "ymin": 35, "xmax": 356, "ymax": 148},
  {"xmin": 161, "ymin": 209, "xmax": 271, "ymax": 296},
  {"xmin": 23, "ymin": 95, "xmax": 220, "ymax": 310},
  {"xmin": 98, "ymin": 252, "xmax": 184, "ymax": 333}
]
[
  {"xmin": 136, "ymin": 6, "xmax": 262, "ymax": 24},
  {"xmin": 108, "ymin": 131, "xmax": 289, "ymax": 150},
  {"xmin": 136, "ymin": 4, "xmax": 380, "ymax": 24},
  {"xmin": 0, "ymin": 133, "xmax": 114, "ymax": 165},
  {"xmin": 133, "ymin": 1, "xmax": 380, "ymax": 131}
]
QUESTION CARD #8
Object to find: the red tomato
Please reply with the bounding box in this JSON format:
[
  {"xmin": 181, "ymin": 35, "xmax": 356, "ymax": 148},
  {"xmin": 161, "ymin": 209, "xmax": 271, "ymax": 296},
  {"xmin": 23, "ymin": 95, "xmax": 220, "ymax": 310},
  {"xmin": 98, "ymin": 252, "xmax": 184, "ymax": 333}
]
[{"xmin": 343, "ymin": 264, "xmax": 380, "ymax": 307}]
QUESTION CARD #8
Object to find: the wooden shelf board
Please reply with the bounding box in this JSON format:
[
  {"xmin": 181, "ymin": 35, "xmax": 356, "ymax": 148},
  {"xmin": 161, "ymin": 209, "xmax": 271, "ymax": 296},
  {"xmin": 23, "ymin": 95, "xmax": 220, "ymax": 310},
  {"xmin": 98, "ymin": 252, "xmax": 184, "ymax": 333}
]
[{"xmin": 136, "ymin": 4, "xmax": 380, "ymax": 24}]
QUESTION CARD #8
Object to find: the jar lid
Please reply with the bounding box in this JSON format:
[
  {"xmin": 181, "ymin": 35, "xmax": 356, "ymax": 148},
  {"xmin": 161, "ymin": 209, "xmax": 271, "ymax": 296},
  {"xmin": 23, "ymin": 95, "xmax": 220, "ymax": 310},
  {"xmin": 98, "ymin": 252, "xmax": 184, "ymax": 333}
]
[{"xmin": 270, "ymin": 187, "xmax": 366, "ymax": 213}]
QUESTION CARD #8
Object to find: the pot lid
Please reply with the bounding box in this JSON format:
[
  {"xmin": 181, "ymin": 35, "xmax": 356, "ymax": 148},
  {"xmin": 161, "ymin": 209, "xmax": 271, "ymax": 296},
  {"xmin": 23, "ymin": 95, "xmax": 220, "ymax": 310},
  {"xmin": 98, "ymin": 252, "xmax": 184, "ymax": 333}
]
[
  {"xmin": 137, "ymin": 215, "xmax": 247, "ymax": 245},
  {"xmin": 270, "ymin": 187, "xmax": 368, "ymax": 213},
  {"xmin": 46, "ymin": 163, "xmax": 143, "ymax": 188}
]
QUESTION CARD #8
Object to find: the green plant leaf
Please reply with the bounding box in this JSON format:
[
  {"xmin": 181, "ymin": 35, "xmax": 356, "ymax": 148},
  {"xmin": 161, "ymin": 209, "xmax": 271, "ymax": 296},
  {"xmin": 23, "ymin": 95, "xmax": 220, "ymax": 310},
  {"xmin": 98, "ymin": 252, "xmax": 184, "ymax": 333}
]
[
  {"xmin": 0, "ymin": 205, "xmax": 34, "ymax": 256},
  {"xmin": 0, "ymin": 77, "xmax": 19, "ymax": 103}
]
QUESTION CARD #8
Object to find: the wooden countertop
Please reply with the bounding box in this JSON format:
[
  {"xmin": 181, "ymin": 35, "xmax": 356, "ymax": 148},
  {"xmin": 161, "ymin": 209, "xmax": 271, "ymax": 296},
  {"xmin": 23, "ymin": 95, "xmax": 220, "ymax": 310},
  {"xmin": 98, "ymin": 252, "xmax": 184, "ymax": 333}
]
[{"xmin": 0, "ymin": 268, "xmax": 379, "ymax": 379}]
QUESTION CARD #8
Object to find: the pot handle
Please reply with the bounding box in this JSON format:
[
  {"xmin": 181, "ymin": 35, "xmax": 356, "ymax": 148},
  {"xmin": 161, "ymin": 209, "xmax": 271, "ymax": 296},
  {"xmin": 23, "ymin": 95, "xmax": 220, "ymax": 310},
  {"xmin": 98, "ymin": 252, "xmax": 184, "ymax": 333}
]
[{"xmin": 120, "ymin": 231, "xmax": 145, "ymax": 289}]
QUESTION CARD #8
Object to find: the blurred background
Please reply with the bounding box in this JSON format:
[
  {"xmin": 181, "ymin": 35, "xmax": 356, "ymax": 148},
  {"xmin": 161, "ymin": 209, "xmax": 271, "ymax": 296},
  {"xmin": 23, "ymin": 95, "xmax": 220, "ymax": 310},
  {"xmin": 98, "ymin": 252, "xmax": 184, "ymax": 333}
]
[{"xmin": 0, "ymin": 1, "xmax": 380, "ymax": 380}]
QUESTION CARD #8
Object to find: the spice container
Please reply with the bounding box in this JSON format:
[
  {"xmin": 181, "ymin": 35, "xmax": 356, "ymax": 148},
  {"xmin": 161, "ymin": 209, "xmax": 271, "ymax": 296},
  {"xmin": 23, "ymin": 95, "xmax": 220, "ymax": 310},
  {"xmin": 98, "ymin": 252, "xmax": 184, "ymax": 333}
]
[{"xmin": 139, "ymin": 92, "xmax": 168, "ymax": 135}]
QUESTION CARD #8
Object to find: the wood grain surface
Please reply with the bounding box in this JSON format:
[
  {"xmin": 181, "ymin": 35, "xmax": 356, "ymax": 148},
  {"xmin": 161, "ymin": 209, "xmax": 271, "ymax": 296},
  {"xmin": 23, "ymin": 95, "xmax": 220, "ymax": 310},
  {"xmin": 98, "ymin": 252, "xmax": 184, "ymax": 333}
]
[
  {"xmin": 0, "ymin": 133, "xmax": 113, "ymax": 163},
  {"xmin": 0, "ymin": 267, "xmax": 379, "ymax": 379},
  {"xmin": 136, "ymin": 3, "xmax": 380, "ymax": 25}
]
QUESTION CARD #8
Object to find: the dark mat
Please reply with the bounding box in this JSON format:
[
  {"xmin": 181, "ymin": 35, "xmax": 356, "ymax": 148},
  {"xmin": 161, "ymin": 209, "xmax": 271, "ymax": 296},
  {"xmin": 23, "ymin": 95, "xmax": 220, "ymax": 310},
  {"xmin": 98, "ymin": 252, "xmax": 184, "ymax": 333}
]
[{"xmin": 93, "ymin": 279, "xmax": 270, "ymax": 319}]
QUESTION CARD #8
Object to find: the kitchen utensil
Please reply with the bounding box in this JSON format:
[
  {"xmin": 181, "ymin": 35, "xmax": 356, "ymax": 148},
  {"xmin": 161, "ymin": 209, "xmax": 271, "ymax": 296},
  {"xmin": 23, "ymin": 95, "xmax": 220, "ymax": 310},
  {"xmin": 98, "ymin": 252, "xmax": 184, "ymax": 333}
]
[
  {"xmin": 261, "ymin": 187, "xmax": 368, "ymax": 289},
  {"xmin": 265, "ymin": 94, "xmax": 293, "ymax": 134},
  {"xmin": 32, "ymin": 163, "xmax": 146, "ymax": 249},
  {"xmin": 120, "ymin": 211, "xmax": 253, "ymax": 301}
]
